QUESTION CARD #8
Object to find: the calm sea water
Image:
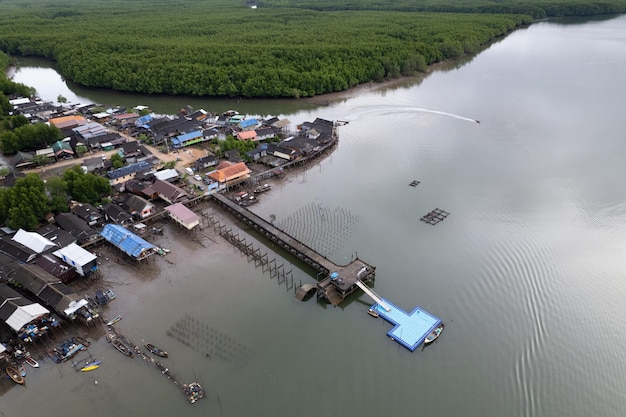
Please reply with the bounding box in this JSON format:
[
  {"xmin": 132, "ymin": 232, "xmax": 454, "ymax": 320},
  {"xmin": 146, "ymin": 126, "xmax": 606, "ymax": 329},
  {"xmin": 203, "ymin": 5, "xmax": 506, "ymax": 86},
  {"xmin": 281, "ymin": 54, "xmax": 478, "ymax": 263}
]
[{"xmin": 3, "ymin": 15, "xmax": 626, "ymax": 417}]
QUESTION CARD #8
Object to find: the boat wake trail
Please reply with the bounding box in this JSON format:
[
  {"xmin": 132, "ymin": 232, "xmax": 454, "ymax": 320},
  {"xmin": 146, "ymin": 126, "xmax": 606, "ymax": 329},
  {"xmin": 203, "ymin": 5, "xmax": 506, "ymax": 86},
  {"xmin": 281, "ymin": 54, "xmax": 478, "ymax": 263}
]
[{"xmin": 342, "ymin": 104, "xmax": 480, "ymax": 124}]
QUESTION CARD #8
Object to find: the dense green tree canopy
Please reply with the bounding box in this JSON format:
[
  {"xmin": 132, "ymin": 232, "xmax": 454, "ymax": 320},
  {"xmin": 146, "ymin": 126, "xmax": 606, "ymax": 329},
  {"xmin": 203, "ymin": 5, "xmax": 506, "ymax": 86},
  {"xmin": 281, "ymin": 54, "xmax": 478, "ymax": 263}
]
[
  {"xmin": 0, "ymin": 0, "xmax": 542, "ymax": 98},
  {"xmin": 0, "ymin": 174, "xmax": 49, "ymax": 230},
  {"xmin": 62, "ymin": 165, "xmax": 111, "ymax": 205},
  {"xmin": 0, "ymin": 1, "xmax": 623, "ymax": 98}
]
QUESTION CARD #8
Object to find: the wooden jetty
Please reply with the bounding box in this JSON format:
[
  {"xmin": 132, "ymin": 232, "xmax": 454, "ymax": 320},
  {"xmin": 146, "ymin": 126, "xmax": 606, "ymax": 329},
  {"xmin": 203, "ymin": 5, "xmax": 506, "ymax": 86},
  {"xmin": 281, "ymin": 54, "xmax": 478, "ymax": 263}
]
[{"xmin": 211, "ymin": 193, "xmax": 376, "ymax": 305}]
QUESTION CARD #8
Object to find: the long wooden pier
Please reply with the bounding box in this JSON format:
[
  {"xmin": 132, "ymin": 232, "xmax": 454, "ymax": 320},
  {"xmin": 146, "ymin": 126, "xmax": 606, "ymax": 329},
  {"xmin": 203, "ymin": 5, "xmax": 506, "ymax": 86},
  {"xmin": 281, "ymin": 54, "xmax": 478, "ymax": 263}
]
[{"xmin": 210, "ymin": 193, "xmax": 376, "ymax": 305}]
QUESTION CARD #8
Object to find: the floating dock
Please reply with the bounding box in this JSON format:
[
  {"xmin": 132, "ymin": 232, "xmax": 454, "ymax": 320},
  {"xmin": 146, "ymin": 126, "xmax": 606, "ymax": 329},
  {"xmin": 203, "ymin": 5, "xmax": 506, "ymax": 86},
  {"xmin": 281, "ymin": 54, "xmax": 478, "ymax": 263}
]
[{"xmin": 370, "ymin": 298, "xmax": 441, "ymax": 351}]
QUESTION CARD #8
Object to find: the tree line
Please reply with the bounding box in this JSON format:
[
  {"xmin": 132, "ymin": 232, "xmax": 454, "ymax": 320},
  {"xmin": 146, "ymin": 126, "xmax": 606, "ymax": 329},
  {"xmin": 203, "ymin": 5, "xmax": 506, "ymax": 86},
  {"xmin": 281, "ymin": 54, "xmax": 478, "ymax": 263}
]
[{"xmin": 0, "ymin": 0, "xmax": 538, "ymax": 98}]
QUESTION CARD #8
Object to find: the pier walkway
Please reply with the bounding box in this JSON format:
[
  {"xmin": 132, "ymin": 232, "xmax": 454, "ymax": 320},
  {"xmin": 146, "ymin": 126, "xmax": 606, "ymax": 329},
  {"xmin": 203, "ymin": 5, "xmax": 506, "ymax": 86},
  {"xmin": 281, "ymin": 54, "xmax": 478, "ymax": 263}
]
[{"xmin": 210, "ymin": 193, "xmax": 376, "ymax": 305}]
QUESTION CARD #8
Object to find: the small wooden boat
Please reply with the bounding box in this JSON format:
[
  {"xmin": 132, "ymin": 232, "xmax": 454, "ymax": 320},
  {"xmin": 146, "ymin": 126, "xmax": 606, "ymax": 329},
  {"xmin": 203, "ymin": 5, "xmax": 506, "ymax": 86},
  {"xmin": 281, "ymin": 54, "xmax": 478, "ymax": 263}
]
[
  {"xmin": 144, "ymin": 342, "xmax": 168, "ymax": 358},
  {"xmin": 367, "ymin": 308, "xmax": 379, "ymax": 318},
  {"xmin": 6, "ymin": 366, "xmax": 24, "ymax": 385},
  {"xmin": 25, "ymin": 356, "xmax": 39, "ymax": 368},
  {"xmin": 106, "ymin": 315, "xmax": 122, "ymax": 326},
  {"xmin": 80, "ymin": 364, "xmax": 100, "ymax": 372},
  {"xmin": 424, "ymin": 323, "xmax": 445, "ymax": 345},
  {"xmin": 109, "ymin": 337, "xmax": 133, "ymax": 357}
]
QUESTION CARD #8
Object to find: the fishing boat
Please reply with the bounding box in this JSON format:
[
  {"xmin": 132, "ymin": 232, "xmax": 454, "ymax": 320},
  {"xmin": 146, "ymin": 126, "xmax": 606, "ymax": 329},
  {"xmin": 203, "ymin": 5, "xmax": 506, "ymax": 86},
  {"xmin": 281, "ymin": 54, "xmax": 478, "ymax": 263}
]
[
  {"xmin": 367, "ymin": 308, "xmax": 379, "ymax": 318},
  {"xmin": 144, "ymin": 342, "xmax": 168, "ymax": 358},
  {"xmin": 6, "ymin": 366, "xmax": 24, "ymax": 385},
  {"xmin": 18, "ymin": 363, "xmax": 26, "ymax": 377},
  {"xmin": 424, "ymin": 323, "xmax": 445, "ymax": 345},
  {"xmin": 107, "ymin": 335, "xmax": 133, "ymax": 357},
  {"xmin": 254, "ymin": 183, "xmax": 271, "ymax": 194},
  {"xmin": 25, "ymin": 355, "xmax": 39, "ymax": 368},
  {"xmin": 106, "ymin": 315, "xmax": 122, "ymax": 326},
  {"xmin": 80, "ymin": 364, "xmax": 100, "ymax": 372},
  {"xmin": 184, "ymin": 382, "xmax": 205, "ymax": 404}
]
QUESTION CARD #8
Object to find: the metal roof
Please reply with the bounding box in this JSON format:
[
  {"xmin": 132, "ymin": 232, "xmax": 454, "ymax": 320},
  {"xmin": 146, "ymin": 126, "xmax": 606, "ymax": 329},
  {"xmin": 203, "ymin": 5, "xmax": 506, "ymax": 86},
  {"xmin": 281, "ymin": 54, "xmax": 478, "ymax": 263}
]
[{"xmin": 100, "ymin": 224, "xmax": 155, "ymax": 259}]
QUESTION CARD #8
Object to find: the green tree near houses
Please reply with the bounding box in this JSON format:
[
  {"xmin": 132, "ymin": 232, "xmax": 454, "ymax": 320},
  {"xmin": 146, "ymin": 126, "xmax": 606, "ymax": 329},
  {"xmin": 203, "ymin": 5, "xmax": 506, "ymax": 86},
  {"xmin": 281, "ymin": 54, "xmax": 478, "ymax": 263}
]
[
  {"xmin": 46, "ymin": 176, "xmax": 70, "ymax": 214},
  {"xmin": 111, "ymin": 153, "xmax": 124, "ymax": 169},
  {"xmin": 0, "ymin": 174, "xmax": 49, "ymax": 230},
  {"xmin": 62, "ymin": 165, "xmax": 111, "ymax": 205}
]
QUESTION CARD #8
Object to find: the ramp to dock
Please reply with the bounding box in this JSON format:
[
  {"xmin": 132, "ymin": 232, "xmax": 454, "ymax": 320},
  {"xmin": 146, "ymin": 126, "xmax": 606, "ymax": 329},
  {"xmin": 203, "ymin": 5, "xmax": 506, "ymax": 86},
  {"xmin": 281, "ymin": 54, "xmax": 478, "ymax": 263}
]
[
  {"xmin": 356, "ymin": 280, "xmax": 390, "ymax": 311},
  {"xmin": 370, "ymin": 299, "xmax": 441, "ymax": 352}
]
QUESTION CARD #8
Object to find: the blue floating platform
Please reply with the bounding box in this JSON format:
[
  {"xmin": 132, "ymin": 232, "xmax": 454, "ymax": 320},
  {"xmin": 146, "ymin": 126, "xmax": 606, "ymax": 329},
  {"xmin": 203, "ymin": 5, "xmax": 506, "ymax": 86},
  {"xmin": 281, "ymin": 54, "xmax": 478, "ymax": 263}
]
[{"xmin": 371, "ymin": 298, "xmax": 441, "ymax": 351}]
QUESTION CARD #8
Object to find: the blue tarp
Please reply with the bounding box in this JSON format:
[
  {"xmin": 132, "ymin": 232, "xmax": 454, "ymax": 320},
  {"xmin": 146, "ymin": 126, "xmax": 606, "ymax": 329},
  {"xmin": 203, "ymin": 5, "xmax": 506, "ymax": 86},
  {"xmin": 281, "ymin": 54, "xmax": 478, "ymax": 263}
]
[{"xmin": 100, "ymin": 224, "xmax": 155, "ymax": 259}]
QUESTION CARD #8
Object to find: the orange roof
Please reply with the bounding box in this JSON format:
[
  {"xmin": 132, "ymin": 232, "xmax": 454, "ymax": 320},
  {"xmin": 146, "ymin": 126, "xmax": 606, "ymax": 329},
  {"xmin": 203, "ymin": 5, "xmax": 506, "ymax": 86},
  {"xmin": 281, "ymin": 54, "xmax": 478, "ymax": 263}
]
[
  {"xmin": 208, "ymin": 162, "xmax": 251, "ymax": 183},
  {"xmin": 48, "ymin": 115, "xmax": 87, "ymax": 128},
  {"xmin": 237, "ymin": 130, "xmax": 257, "ymax": 140}
]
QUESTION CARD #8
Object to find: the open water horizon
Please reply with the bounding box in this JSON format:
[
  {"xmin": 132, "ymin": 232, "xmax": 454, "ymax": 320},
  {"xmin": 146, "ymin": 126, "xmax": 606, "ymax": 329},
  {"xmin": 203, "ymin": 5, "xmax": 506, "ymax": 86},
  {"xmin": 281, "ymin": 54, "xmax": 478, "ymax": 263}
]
[{"xmin": 3, "ymin": 14, "xmax": 626, "ymax": 417}]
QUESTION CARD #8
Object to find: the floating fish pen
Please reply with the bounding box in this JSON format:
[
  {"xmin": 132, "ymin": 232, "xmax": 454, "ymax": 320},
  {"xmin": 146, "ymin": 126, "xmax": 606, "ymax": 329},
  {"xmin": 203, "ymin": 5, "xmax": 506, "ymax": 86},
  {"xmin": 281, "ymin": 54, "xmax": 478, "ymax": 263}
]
[{"xmin": 420, "ymin": 208, "xmax": 449, "ymax": 225}]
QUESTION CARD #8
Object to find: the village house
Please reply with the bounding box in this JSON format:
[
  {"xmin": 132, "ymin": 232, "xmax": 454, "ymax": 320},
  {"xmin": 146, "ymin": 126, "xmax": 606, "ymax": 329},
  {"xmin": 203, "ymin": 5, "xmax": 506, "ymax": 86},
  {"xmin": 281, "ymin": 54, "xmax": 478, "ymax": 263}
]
[
  {"xmin": 148, "ymin": 179, "xmax": 189, "ymax": 204},
  {"xmin": 70, "ymin": 203, "xmax": 103, "ymax": 227},
  {"xmin": 121, "ymin": 194, "xmax": 155, "ymax": 219},
  {"xmin": 164, "ymin": 202, "xmax": 200, "ymax": 230},
  {"xmin": 101, "ymin": 203, "xmax": 134, "ymax": 226},
  {"xmin": 52, "ymin": 242, "xmax": 98, "ymax": 277},
  {"xmin": 54, "ymin": 212, "xmax": 99, "ymax": 244},
  {"xmin": 194, "ymin": 155, "xmax": 218, "ymax": 172},
  {"xmin": 207, "ymin": 161, "xmax": 251, "ymax": 187}
]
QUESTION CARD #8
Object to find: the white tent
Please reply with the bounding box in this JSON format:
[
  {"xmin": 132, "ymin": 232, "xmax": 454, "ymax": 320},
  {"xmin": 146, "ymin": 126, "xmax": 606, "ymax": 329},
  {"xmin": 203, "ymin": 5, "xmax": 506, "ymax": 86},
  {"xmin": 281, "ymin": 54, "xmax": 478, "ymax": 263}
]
[
  {"xmin": 12, "ymin": 229, "xmax": 57, "ymax": 253},
  {"xmin": 5, "ymin": 304, "xmax": 50, "ymax": 331}
]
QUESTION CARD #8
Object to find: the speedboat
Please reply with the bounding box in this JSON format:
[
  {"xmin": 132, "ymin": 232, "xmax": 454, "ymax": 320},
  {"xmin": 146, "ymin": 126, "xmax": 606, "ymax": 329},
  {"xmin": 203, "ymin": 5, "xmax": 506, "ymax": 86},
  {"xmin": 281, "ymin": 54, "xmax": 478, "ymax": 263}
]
[
  {"xmin": 25, "ymin": 355, "xmax": 39, "ymax": 368},
  {"xmin": 106, "ymin": 315, "xmax": 122, "ymax": 326},
  {"xmin": 424, "ymin": 323, "xmax": 445, "ymax": 345}
]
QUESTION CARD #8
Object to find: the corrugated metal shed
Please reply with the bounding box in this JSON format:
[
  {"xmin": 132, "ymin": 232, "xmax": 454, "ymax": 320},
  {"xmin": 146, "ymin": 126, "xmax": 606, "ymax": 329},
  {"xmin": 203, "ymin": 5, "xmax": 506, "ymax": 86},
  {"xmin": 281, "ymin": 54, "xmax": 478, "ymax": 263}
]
[{"xmin": 100, "ymin": 224, "xmax": 155, "ymax": 259}]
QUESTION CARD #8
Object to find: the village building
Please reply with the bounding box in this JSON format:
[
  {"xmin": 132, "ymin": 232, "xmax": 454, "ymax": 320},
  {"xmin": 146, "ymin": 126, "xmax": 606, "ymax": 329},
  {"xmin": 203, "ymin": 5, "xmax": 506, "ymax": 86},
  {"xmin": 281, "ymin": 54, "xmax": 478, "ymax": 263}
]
[
  {"xmin": 52, "ymin": 242, "xmax": 98, "ymax": 277},
  {"xmin": 55, "ymin": 212, "xmax": 100, "ymax": 244},
  {"xmin": 147, "ymin": 179, "xmax": 189, "ymax": 204},
  {"xmin": 35, "ymin": 253, "xmax": 78, "ymax": 283},
  {"xmin": 0, "ymin": 234, "xmax": 37, "ymax": 263},
  {"xmin": 164, "ymin": 203, "xmax": 200, "ymax": 230},
  {"xmin": 70, "ymin": 203, "xmax": 103, "ymax": 227},
  {"xmin": 194, "ymin": 155, "xmax": 218, "ymax": 172},
  {"xmin": 207, "ymin": 161, "xmax": 251, "ymax": 187},
  {"xmin": 120, "ymin": 194, "xmax": 155, "ymax": 219},
  {"xmin": 48, "ymin": 115, "xmax": 88, "ymax": 130},
  {"xmin": 152, "ymin": 168, "xmax": 180, "ymax": 183},
  {"xmin": 236, "ymin": 130, "xmax": 257, "ymax": 141},
  {"xmin": 11, "ymin": 229, "xmax": 58, "ymax": 254},
  {"xmin": 0, "ymin": 283, "xmax": 53, "ymax": 343},
  {"xmin": 101, "ymin": 203, "xmax": 134, "ymax": 226},
  {"xmin": 11, "ymin": 263, "xmax": 95, "ymax": 322},
  {"xmin": 51, "ymin": 140, "xmax": 75, "ymax": 160},
  {"xmin": 36, "ymin": 224, "xmax": 77, "ymax": 248},
  {"xmin": 99, "ymin": 224, "xmax": 155, "ymax": 261}
]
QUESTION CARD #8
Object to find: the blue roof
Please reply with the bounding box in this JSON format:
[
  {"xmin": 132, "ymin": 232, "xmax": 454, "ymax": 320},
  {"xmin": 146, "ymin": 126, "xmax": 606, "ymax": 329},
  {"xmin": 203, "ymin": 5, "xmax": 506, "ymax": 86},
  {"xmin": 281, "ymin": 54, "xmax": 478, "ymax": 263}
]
[
  {"xmin": 108, "ymin": 161, "xmax": 151, "ymax": 179},
  {"xmin": 177, "ymin": 130, "xmax": 203, "ymax": 141},
  {"xmin": 100, "ymin": 224, "xmax": 155, "ymax": 258},
  {"xmin": 240, "ymin": 118, "xmax": 258, "ymax": 128}
]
